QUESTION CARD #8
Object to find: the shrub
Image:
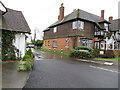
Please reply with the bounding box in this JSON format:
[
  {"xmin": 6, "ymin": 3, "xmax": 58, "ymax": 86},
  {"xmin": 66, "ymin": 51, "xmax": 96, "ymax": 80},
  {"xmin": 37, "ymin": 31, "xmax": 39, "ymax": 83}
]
[
  {"xmin": 70, "ymin": 46, "xmax": 94, "ymax": 59},
  {"xmin": 23, "ymin": 55, "xmax": 31, "ymax": 61},
  {"xmin": 75, "ymin": 46, "xmax": 94, "ymax": 53},
  {"xmin": 25, "ymin": 49, "xmax": 34, "ymax": 58},
  {"xmin": 113, "ymin": 50, "xmax": 120, "ymax": 58},
  {"xmin": 18, "ymin": 49, "xmax": 34, "ymax": 71},
  {"xmin": 93, "ymin": 49, "xmax": 115, "ymax": 58}
]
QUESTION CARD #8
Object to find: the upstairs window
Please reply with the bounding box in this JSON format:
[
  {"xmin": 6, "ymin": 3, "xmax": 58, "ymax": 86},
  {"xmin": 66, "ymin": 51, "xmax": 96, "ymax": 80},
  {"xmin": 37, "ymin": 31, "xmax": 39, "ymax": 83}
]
[
  {"xmin": 72, "ymin": 20, "xmax": 84, "ymax": 30},
  {"xmin": 104, "ymin": 23, "xmax": 108, "ymax": 31},
  {"xmin": 53, "ymin": 27, "xmax": 57, "ymax": 33}
]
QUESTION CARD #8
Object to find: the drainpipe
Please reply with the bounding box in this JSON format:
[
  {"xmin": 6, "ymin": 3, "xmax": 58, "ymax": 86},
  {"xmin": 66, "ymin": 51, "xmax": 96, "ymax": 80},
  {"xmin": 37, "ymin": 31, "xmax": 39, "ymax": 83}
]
[{"xmin": 105, "ymin": 37, "xmax": 108, "ymax": 50}]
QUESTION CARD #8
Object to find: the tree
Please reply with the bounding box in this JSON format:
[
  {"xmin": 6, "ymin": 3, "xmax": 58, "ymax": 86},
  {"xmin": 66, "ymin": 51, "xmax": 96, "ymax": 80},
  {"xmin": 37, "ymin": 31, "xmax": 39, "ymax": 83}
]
[{"xmin": 34, "ymin": 40, "xmax": 43, "ymax": 47}]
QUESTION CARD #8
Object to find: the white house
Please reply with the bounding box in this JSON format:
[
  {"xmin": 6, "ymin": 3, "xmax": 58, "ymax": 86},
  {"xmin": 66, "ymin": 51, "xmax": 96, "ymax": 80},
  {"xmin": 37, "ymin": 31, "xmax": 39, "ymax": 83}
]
[
  {"xmin": 99, "ymin": 19, "xmax": 120, "ymax": 50},
  {"xmin": 0, "ymin": 1, "xmax": 31, "ymax": 59}
]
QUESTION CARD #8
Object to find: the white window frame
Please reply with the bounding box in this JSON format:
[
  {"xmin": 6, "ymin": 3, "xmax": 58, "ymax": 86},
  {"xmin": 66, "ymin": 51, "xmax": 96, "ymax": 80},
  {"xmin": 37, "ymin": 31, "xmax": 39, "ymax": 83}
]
[
  {"xmin": 53, "ymin": 41, "xmax": 57, "ymax": 47},
  {"xmin": 80, "ymin": 38, "xmax": 92, "ymax": 47},
  {"xmin": 53, "ymin": 27, "xmax": 57, "ymax": 33},
  {"xmin": 104, "ymin": 23, "xmax": 108, "ymax": 31},
  {"xmin": 72, "ymin": 20, "xmax": 84, "ymax": 30}
]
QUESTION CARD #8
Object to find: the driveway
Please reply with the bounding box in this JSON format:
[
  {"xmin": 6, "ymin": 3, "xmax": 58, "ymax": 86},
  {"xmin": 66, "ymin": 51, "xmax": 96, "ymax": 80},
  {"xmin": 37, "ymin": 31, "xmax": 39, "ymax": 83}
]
[{"xmin": 24, "ymin": 50, "xmax": 119, "ymax": 88}]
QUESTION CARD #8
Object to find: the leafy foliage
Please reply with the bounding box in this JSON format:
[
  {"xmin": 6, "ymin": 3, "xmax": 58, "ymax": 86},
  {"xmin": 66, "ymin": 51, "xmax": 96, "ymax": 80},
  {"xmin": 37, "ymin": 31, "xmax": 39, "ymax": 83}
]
[
  {"xmin": 75, "ymin": 46, "xmax": 94, "ymax": 53},
  {"xmin": 93, "ymin": 49, "xmax": 117, "ymax": 58},
  {"xmin": 113, "ymin": 50, "xmax": 120, "ymax": 58},
  {"xmin": 25, "ymin": 48, "xmax": 34, "ymax": 58},
  {"xmin": 2, "ymin": 30, "xmax": 19, "ymax": 61},
  {"xmin": 70, "ymin": 46, "xmax": 94, "ymax": 59},
  {"xmin": 18, "ymin": 49, "xmax": 34, "ymax": 71},
  {"xmin": 34, "ymin": 40, "xmax": 43, "ymax": 47}
]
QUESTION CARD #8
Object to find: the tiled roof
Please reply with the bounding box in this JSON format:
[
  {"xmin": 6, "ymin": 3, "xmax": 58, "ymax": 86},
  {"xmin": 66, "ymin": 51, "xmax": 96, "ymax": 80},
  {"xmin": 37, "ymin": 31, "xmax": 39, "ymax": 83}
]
[
  {"xmin": 44, "ymin": 9, "xmax": 109, "ymax": 31},
  {"xmin": 2, "ymin": 8, "xmax": 31, "ymax": 33},
  {"xmin": 109, "ymin": 19, "xmax": 120, "ymax": 31}
]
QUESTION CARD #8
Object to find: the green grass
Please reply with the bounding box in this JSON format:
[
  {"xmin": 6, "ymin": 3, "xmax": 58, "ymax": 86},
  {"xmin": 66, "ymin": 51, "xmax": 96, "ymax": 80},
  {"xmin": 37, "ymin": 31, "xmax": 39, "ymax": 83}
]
[
  {"xmin": 37, "ymin": 48, "xmax": 70, "ymax": 56},
  {"xmin": 36, "ymin": 48, "xmax": 120, "ymax": 61},
  {"xmin": 95, "ymin": 57, "xmax": 120, "ymax": 61}
]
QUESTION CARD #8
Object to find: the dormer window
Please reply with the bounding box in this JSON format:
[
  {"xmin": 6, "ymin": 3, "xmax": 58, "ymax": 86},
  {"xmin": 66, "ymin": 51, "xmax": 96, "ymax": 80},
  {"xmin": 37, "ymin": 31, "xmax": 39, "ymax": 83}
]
[
  {"xmin": 104, "ymin": 23, "xmax": 108, "ymax": 31},
  {"xmin": 73, "ymin": 20, "xmax": 84, "ymax": 30},
  {"xmin": 53, "ymin": 27, "xmax": 57, "ymax": 33}
]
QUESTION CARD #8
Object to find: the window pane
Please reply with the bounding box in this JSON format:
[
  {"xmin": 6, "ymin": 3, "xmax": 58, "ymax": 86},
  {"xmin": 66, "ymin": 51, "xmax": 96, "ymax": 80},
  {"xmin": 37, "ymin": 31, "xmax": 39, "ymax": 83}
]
[
  {"xmin": 72, "ymin": 21, "xmax": 77, "ymax": 29},
  {"xmin": 53, "ymin": 27, "xmax": 57, "ymax": 33},
  {"xmin": 80, "ymin": 38, "xmax": 92, "ymax": 47},
  {"xmin": 53, "ymin": 41, "xmax": 57, "ymax": 47},
  {"xmin": 73, "ymin": 21, "xmax": 84, "ymax": 30},
  {"xmin": 104, "ymin": 23, "xmax": 108, "ymax": 31},
  {"xmin": 78, "ymin": 21, "xmax": 84, "ymax": 30},
  {"xmin": 48, "ymin": 41, "xmax": 50, "ymax": 46}
]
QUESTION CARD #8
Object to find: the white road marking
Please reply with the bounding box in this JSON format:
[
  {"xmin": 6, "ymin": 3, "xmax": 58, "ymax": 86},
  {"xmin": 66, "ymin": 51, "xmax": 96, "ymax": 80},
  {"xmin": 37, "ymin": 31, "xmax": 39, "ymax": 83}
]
[
  {"xmin": 76, "ymin": 59, "xmax": 115, "ymax": 66},
  {"xmin": 104, "ymin": 62, "xmax": 113, "ymax": 65},
  {"xmin": 89, "ymin": 65, "xmax": 119, "ymax": 73},
  {"xmin": 90, "ymin": 61, "xmax": 95, "ymax": 63}
]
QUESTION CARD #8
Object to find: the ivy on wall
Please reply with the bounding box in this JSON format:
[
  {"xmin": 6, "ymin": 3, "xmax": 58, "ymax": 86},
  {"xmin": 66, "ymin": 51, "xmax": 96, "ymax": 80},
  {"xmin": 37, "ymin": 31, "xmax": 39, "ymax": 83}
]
[{"xmin": 2, "ymin": 30, "xmax": 19, "ymax": 61}]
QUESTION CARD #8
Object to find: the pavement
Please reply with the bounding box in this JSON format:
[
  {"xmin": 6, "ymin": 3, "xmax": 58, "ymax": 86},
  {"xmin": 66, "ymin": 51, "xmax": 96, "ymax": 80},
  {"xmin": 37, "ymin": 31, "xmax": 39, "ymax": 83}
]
[
  {"xmin": 2, "ymin": 62, "xmax": 30, "ymax": 89},
  {"xmin": 76, "ymin": 58, "xmax": 119, "ymax": 66},
  {"xmin": 23, "ymin": 50, "xmax": 119, "ymax": 88}
]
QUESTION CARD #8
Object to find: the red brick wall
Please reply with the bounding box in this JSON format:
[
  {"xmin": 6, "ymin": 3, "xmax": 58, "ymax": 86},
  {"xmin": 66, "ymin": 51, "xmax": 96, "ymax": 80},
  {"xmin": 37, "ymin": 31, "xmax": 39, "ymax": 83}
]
[
  {"xmin": 43, "ymin": 37, "xmax": 73, "ymax": 52},
  {"xmin": 43, "ymin": 37, "xmax": 95, "ymax": 52}
]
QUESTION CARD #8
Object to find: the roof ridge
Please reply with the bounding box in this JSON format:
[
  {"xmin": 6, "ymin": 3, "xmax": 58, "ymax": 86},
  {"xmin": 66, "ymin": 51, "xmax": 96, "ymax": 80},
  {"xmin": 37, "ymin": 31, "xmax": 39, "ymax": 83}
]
[
  {"xmin": 6, "ymin": 8, "xmax": 22, "ymax": 13},
  {"xmin": 78, "ymin": 9, "xmax": 100, "ymax": 18}
]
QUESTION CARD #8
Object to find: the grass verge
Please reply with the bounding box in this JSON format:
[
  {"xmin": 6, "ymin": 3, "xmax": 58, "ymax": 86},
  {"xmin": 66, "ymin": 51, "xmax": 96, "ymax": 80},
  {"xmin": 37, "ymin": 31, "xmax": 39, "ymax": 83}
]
[
  {"xmin": 36, "ymin": 48, "xmax": 120, "ymax": 61},
  {"xmin": 36, "ymin": 48, "xmax": 70, "ymax": 56}
]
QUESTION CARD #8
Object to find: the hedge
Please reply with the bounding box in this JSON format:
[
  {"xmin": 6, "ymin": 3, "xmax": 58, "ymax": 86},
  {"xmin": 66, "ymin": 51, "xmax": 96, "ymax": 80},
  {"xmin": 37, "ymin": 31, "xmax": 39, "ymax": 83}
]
[
  {"xmin": 70, "ymin": 46, "xmax": 94, "ymax": 59},
  {"xmin": 93, "ymin": 49, "xmax": 120, "ymax": 58}
]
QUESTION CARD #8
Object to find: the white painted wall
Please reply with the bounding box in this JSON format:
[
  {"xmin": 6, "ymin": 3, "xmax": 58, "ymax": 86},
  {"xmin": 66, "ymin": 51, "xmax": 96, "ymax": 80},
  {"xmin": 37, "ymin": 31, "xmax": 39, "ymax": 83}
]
[
  {"xmin": 13, "ymin": 33, "xmax": 26, "ymax": 57},
  {"xmin": 106, "ymin": 35, "xmax": 115, "ymax": 50}
]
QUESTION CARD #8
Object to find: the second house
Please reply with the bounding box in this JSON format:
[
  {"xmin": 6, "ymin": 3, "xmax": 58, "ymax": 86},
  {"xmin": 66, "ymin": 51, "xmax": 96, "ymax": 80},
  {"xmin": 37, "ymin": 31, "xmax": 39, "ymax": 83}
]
[{"xmin": 43, "ymin": 3, "xmax": 111, "ymax": 52}]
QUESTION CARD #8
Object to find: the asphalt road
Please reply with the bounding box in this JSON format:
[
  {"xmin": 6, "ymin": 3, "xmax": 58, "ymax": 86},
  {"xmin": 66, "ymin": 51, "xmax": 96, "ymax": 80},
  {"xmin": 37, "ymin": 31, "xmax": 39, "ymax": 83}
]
[{"xmin": 24, "ymin": 50, "xmax": 119, "ymax": 88}]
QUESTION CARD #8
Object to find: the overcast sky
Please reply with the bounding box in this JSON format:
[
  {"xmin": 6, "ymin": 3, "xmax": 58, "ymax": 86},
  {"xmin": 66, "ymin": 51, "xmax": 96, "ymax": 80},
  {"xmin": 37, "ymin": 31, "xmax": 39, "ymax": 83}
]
[{"xmin": 2, "ymin": 0, "xmax": 120, "ymax": 40}]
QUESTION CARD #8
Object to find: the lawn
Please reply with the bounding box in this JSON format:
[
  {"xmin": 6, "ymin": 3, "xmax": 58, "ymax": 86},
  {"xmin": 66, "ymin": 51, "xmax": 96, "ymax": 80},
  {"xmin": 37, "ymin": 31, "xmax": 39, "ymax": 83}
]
[{"xmin": 37, "ymin": 48, "xmax": 70, "ymax": 56}]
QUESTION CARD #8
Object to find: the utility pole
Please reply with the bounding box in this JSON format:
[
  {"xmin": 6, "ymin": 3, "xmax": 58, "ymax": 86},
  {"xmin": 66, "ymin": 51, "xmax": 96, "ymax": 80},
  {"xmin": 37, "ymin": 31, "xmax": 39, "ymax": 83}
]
[{"xmin": 34, "ymin": 30, "xmax": 36, "ymax": 44}]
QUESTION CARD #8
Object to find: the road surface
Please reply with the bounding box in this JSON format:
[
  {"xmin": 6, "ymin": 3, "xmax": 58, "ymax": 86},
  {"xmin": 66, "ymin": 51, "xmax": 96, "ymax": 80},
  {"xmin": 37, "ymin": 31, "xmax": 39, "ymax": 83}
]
[{"xmin": 24, "ymin": 50, "xmax": 119, "ymax": 88}]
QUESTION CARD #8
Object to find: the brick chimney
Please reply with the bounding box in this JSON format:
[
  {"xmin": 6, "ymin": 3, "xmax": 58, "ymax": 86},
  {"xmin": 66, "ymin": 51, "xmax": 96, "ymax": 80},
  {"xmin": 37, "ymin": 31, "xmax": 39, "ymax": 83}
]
[
  {"xmin": 109, "ymin": 16, "xmax": 113, "ymax": 21},
  {"xmin": 101, "ymin": 10, "xmax": 104, "ymax": 19},
  {"xmin": 58, "ymin": 3, "xmax": 64, "ymax": 22},
  {"xmin": 73, "ymin": 9, "xmax": 76, "ymax": 12}
]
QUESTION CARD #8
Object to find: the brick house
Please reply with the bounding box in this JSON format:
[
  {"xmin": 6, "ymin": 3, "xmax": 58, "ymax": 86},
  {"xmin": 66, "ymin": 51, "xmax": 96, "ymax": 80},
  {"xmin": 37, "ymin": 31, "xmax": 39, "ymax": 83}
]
[{"xmin": 43, "ymin": 3, "xmax": 111, "ymax": 52}]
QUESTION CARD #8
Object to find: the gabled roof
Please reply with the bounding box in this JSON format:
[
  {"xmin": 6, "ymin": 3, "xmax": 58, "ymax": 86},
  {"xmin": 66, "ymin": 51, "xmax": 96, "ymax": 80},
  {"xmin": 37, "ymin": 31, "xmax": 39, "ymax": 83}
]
[
  {"xmin": 1, "ymin": 8, "xmax": 31, "ymax": 33},
  {"xmin": 44, "ymin": 9, "xmax": 110, "ymax": 31},
  {"xmin": 109, "ymin": 19, "xmax": 120, "ymax": 31}
]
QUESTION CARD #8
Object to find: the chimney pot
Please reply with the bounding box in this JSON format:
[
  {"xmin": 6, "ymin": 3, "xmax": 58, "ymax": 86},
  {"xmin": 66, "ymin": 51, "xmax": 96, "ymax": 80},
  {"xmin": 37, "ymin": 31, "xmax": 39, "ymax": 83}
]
[
  {"xmin": 101, "ymin": 10, "xmax": 104, "ymax": 19},
  {"xmin": 109, "ymin": 16, "xmax": 113, "ymax": 21},
  {"xmin": 73, "ymin": 9, "xmax": 76, "ymax": 12}
]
